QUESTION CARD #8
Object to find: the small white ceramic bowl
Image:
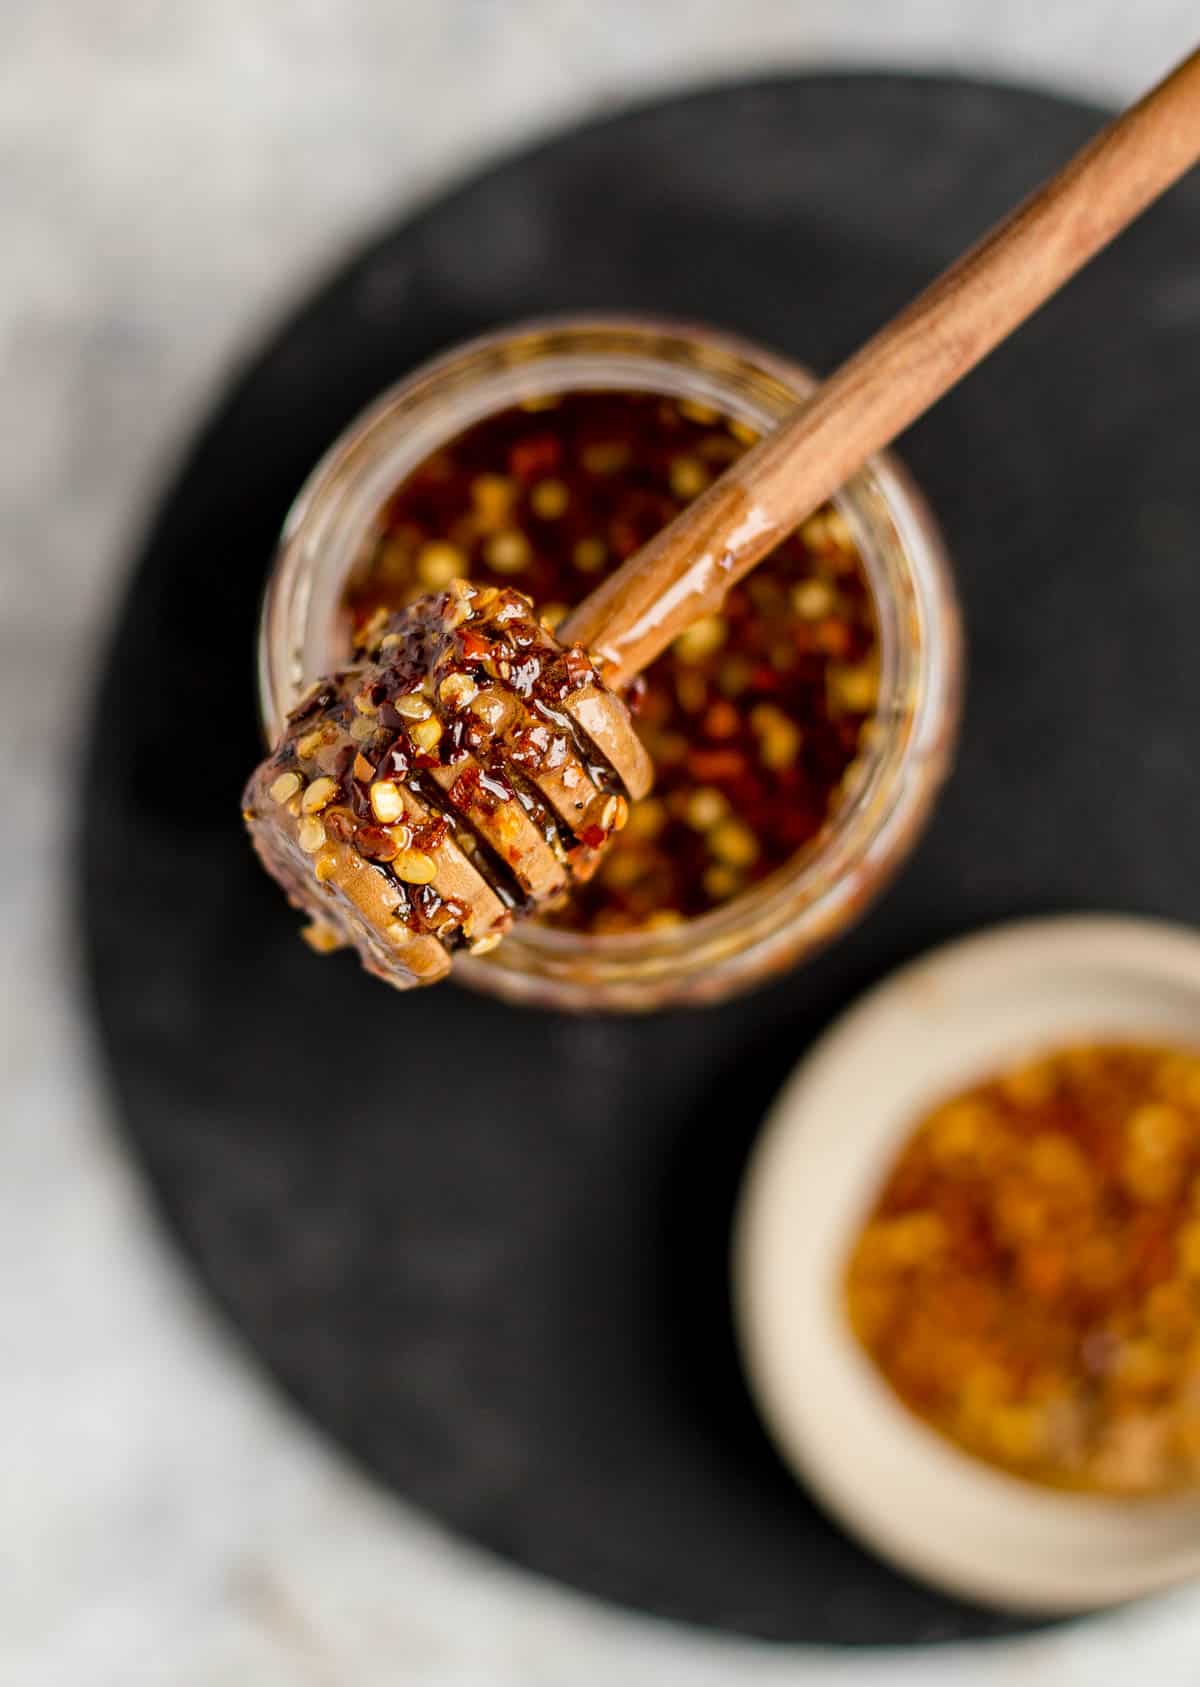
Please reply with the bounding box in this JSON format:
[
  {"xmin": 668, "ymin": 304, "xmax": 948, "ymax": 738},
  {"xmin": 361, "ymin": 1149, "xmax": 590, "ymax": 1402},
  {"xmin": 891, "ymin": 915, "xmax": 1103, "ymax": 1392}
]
[{"xmin": 733, "ymin": 914, "xmax": 1200, "ymax": 1613}]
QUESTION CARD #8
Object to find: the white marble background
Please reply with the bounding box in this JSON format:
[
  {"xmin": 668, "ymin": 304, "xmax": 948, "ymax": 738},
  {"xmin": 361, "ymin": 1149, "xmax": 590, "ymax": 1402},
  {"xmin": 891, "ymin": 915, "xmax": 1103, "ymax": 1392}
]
[{"xmin": 3, "ymin": 3, "xmax": 1199, "ymax": 1682}]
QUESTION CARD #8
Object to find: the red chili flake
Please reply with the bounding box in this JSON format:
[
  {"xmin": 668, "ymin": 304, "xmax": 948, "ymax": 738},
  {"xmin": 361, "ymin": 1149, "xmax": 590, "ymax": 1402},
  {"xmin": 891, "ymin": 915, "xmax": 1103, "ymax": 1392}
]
[
  {"xmin": 355, "ymin": 824, "xmax": 400, "ymax": 862},
  {"xmin": 443, "ymin": 715, "xmax": 471, "ymax": 761},
  {"xmin": 408, "ymin": 882, "xmax": 444, "ymax": 930},
  {"xmin": 459, "ymin": 628, "xmax": 491, "ymax": 662},
  {"xmin": 816, "ymin": 619, "xmax": 852, "ymax": 656},
  {"xmin": 537, "ymin": 646, "xmax": 593, "ymax": 702},
  {"xmin": 508, "ymin": 653, "xmax": 543, "ymax": 697},
  {"xmin": 703, "ymin": 700, "xmax": 739, "ymax": 740},
  {"xmin": 384, "ymin": 742, "xmax": 411, "ymax": 780},
  {"xmin": 449, "ymin": 765, "xmax": 481, "ymax": 808},
  {"xmin": 324, "ymin": 809, "xmax": 358, "ymax": 844},
  {"xmin": 608, "ymin": 519, "xmax": 641, "ymax": 560},
  {"xmin": 463, "ymin": 717, "xmax": 491, "ymax": 757},
  {"xmin": 508, "ymin": 723, "xmax": 552, "ymax": 773},
  {"xmin": 561, "ymin": 646, "xmax": 593, "ymax": 687},
  {"xmin": 509, "ymin": 434, "xmax": 561, "ymax": 482},
  {"xmin": 687, "ymin": 748, "xmax": 746, "ymax": 783},
  {"xmin": 411, "ymin": 816, "xmax": 450, "ymax": 853},
  {"xmin": 348, "ymin": 780, "xmax": 375, "ymax": 822},
  {"xmin": 478, "ymin": 763, "xmax": 515, "ymax": 807}
]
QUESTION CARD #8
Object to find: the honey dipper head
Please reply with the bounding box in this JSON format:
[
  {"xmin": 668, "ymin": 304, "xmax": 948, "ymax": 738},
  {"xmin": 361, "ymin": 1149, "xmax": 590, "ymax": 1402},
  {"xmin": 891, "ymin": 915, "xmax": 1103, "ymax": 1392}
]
[{"xmin": 242, "ymin": 581, "xmax": 653, "ymax": 989}]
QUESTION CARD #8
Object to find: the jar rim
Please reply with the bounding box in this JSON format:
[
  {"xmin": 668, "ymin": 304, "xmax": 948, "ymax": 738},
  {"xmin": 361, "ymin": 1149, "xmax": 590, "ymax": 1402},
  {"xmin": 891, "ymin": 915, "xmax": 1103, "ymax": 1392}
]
[{"xmin": 259, "ymin": 314, "xmax": 961, "ymax": 1004}]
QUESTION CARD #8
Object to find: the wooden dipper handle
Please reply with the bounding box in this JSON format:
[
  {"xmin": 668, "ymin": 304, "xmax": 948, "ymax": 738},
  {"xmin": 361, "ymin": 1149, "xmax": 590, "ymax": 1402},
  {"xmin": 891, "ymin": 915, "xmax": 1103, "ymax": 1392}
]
[{"xmin": 562, "ymin": 47, "xmax": 1200, "ymax": 691}]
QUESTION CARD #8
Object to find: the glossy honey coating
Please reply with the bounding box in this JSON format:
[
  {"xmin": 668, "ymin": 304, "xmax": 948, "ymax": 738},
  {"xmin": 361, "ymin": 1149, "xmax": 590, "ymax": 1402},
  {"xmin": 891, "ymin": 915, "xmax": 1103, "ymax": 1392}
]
[{"xmin": 243, "ymin": 581, "xmax": 651, "ymax": 989}]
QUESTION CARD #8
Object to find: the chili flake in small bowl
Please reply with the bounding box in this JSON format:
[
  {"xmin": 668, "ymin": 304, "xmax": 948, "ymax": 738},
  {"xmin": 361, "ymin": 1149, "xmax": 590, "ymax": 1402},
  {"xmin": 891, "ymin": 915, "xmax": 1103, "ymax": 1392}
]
[
  {"xmin": 847, "ymin": 1040, "xmax": 1200, "ymax": 1498},
  {"xmin": 734, "ymin": 916, "xmax": 1200, "ymax": 1613}
]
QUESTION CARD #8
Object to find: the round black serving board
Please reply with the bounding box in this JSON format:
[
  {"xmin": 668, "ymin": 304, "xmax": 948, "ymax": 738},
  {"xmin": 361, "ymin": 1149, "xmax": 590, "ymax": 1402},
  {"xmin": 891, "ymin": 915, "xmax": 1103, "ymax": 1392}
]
[{"xmin": 83, "ymin": 75, "xmax": 1200, "ymax": 1646}]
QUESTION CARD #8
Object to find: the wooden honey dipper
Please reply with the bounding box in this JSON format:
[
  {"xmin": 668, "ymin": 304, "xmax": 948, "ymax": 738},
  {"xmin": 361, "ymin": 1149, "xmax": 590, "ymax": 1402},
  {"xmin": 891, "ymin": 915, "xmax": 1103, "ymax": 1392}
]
[{"xmin": 244, "ymin": 46, "xmax": 1200, "ymax": 989}]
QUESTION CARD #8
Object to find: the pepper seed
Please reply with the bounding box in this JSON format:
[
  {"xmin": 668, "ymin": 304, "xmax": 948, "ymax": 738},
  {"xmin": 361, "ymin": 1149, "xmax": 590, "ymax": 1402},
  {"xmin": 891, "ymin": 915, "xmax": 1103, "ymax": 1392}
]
[
  {"xmin": 269, "ymin": 771, "xmax": 302, "ymax": 805},
  {"xmin": 393, "ymin": 849, "xmax": 437, "ymax": 885},
  {"xmin": 369, "ymin": 780, "xmax": 405, "ymax": 823},
  {"xmin": 301, "ymin": 776, "xmax": 337, "ymax": 814},
  {"xmin": 297, "ymin": 818, "xmax": 327, "ymax": 855},
  {"xmin": 393, "ymin": 693, "xmax": 433, "ymax": 721},
  {"xmin": 439, "ymin": 672, "xmax": 478, "ymax": 710},
  {"xmin": 409, "ymin": 716, "xmax": 443, "ymax": 753}
]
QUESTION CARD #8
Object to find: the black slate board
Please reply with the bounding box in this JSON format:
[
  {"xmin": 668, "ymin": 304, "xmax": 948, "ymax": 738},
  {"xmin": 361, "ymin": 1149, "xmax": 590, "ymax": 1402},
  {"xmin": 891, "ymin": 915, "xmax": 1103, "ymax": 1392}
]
[{"xmin": 82, "ymin": 75, "xmax": 1200, "ymax": 1646}]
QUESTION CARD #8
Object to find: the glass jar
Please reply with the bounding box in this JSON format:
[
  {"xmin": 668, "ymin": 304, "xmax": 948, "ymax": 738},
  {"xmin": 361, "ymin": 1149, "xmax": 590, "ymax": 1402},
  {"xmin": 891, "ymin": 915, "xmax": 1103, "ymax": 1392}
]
[{"xmin": 259, "ymin": 317, "xmax": 961, "ymax": 1011}]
